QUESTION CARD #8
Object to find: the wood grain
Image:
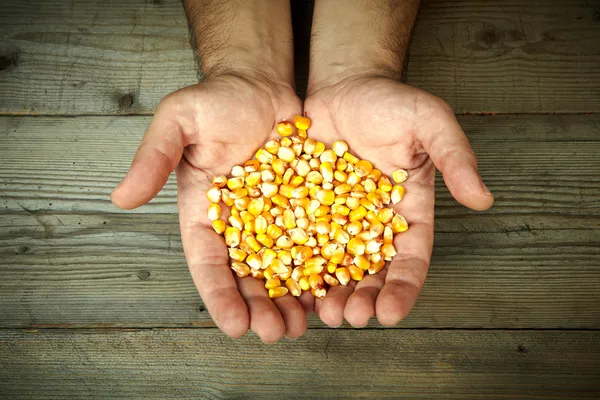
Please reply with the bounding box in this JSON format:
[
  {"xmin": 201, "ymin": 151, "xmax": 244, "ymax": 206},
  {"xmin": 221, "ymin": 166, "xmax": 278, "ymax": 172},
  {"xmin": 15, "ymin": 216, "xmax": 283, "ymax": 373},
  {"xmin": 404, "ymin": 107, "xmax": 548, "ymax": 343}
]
[
  {"xmin": 1, "ymin": 0, "xmax": 599, "ymax": 114},
  {"xmin": 1, "ymin": 329, "xmax": 599, "ymax": 399},
  {"xmin": 1, "ymin": 115, "xmax": 599, "ymax": 329}
]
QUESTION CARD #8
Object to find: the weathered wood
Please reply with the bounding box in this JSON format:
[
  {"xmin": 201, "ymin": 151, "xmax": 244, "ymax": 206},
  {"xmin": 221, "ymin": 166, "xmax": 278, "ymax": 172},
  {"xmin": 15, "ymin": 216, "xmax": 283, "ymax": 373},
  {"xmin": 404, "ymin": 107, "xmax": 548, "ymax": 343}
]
[
  {"xmin": 0, "ymin": 329, "xmax": 599, "ymax": 399},
  {"xmin": 1, "ymin": 115, "xmax": 599, "ymax": 329},
  {"xmin": 1, "ymin": 0, "xmax": 599, "ymax": 114}
]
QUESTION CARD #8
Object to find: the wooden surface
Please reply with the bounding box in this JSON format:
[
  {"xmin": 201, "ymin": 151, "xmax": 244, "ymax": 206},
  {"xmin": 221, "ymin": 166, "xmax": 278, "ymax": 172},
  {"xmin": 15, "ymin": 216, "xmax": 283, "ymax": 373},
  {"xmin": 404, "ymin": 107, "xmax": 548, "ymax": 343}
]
[
  {"xmin": 1, "ymin": 0, "xmax": 599, "ymax": 397},
  {"xmin": 1, "ymin": 329, "xmax": 599, "ymax": 399},
  {"xmin": 1, "ymin": 0, "xmax": 599, "ymax": 113}
]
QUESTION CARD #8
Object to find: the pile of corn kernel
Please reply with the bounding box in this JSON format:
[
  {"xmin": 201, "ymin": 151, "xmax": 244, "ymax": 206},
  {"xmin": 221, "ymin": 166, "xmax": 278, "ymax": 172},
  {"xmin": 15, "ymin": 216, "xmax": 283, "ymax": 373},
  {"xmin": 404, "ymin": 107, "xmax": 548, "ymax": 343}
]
[{"xmin": 207, "ymin": 115, "xmax": 408, "ymax": 299}]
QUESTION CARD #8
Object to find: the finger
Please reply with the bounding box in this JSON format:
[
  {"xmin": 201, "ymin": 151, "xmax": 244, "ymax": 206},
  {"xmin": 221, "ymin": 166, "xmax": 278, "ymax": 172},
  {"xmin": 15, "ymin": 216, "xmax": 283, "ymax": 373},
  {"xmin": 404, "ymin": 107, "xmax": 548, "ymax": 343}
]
[
  {"xmin": 344, "ymin": 270, "xmax": 386, "ymax": 327},
  {"xmin": 111, "ymin": 97, "xmax": 186, "ymax": 209},
  {"xmin": 298, "ymin": 290, "xmax": 315, "ymax": 316},
  {"xmin": 314, "ymin": 282, "xmax": 355, "ymax": 327},
  {"xmin": 273, "ymin": 295, "xmax": 307, "ymax": 339},
  {"xmin": 376, "ymin": 222, "xmax": 432, "ymax": 326},
  {"xmin": 236, "ymin": 276, "xmax": 286, "ymax": 344},
  {"xmin": 419, "ymin": 110, "xmax": 494, "ymax": 211}
]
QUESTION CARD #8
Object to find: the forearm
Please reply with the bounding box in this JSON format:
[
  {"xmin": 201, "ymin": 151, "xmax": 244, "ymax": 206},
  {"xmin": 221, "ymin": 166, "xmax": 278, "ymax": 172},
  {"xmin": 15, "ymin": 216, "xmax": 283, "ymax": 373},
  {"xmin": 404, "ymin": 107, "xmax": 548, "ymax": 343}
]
[
  {"xmin": 184, "ymin": 0, "xmax": 294, "ymax": 87},
  {"xmin": 308, "ymin": 0, "xmax": 420, "ymax": 93}
]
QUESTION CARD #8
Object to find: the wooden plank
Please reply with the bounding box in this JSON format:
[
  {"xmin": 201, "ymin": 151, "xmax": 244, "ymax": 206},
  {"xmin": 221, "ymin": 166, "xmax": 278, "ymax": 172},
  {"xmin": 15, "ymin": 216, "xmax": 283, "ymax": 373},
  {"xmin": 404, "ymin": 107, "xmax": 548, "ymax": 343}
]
[
  {"xmin": 1, "ymin": 115, "xmax": 599, "ymax": 328},
  {"xmin": 1, "ymin": 0, "xmax": 599, "ymax": 114},
  {"xmin": 1, "ymin": 329, "xmax": 599, "ymax": 398}
]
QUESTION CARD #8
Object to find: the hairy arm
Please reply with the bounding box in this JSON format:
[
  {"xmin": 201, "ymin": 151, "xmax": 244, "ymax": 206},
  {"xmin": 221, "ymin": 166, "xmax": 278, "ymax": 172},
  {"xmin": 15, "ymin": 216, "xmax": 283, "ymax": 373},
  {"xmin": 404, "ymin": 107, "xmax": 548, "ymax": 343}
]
[
  {"xmin": 308, "ymin": 0, "xmax": 420, "ymax": 93},
  {"xmin": 183, "ymin": 0, "xmax": 295, "ymax": 86}
]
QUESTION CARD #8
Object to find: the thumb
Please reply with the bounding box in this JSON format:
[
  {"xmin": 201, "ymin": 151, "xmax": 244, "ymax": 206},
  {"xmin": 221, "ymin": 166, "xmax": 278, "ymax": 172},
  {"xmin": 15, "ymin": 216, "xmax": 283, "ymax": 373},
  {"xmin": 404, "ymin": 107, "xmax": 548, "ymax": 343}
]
[
  {"xmin": 421, "ymin": 110, "xmax": 494, "ymax": 211},
  {"xmin": 111, "ymin": 97, "xmax": 186, "ymax": 209}
]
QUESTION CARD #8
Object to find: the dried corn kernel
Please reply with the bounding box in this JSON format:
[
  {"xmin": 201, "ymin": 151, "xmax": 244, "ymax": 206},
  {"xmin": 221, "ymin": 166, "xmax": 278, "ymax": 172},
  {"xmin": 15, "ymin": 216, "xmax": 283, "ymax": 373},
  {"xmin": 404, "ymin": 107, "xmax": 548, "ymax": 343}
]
[
  {"xmin": 231, "ymin": 262, "xmax": 250, "ymax": 278},
  {"xmin": 392, "ymin": 169, "xmax": 408, "ymax": 183},
  {"xmin": 212, "ymin": 220, "xmax": 226, "ymax": 234},
  {"xmin": 276, "ymin": 121, "xmax": 295, "ymax": 137}
]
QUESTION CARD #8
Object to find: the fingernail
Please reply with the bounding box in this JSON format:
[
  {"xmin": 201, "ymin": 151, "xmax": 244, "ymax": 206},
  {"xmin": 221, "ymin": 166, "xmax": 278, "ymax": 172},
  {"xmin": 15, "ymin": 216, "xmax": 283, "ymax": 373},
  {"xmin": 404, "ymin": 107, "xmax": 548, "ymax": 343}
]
[
  {"xmin": 481, "ymin": 181, "xmax": 493, "ymax": 197},
  {"xmin": 284, "ymin": 335, "xmax": 299, "ymax": 340}
]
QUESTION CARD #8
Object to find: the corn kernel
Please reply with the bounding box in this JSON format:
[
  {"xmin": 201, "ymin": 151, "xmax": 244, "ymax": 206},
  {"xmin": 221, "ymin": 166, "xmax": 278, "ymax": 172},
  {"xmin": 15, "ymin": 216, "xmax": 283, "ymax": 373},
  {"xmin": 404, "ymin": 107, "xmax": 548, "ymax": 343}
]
[
  {"xmin": 299, "ymin": 276, "xmax": 310, "ymax": 291},
  {"xmin": 254, "ymin": 215, "xmax": 267, "ymax": 234},
  {"xmin": 285, "ymin": 278, "xmax": 302, "ymax": 296},
  {"xmin": 250, "ymin": 269, "xmax": 264, "ymax": 279},
  {"xmin": 231, "ymin": 165, "xmax": 246, "ymax": 177},
  {"xmin": 277, "ymin": 146, "xmax": 296, "ymax": 163},
  {"xmin": 349, "ymin": 206, "xmax": 367, "ymax": 222},
  {"xmin": 281, "ymin": 137, "xmax": 292, "ymax": 147},
  {"xmin": 313, "ymin": 142, "xmax": 325, "ymax": 157},
  {"xmin": 381, "ymin": 243, "xmax": 397, "ymax": 259},
  {"xmin": 255, "ymin": 149, "xmax": 274, "ymax": 164},
  {"xmin": 276, "ymin": 121, "xmax": 295, "ymax": 137},
  {"xmin": 378, "ymin": 176, "xmax": 393, "ymax": 192},
  {"xmin": 272, "ymin": 159, "xmax": 287, "ymax": 176},
  {"xmin": 207, "ymin": 186, "xmax": 221, "ymax": 203},
  {"xmin": 322, "ymin": 181, "xmax": 333, "ymax": 190},
  {"xmin": 245, "ymin": 236, "xmax": 262, "ymax": 253},
  {"xmin": 360, "ymin": 198, "xmax": 376, "ymax": 212},
  {"xmin": 296, "ymin": 217, "xmax": 309, "ymax": 230},
  {"xmin": 265, "ymin": 277, "xmax": 282, "ymax": 290},
  {"xmin": 314, "ymin": 205, "xmax": 330, "ymax": 217},
  {"xmin": 368, "ymin": 260, "xmax": 386, "ymax": 275},
  {"xmin": 264, "ymin": 139, "xmax": 280, "ymax": 155},
  {"xmin": 336, "ymin": 158, "xmax": 348, "ymax": 171},
  {"xmin": 334, "ymin": 183, "xmax": 351, "ymax": 195},
  {"xmin": 347, "ymin": 238, "xmax": 366, "ymax": 256},
  {"xmin": 383, "ymin": 226, "xmax": 393, "ymax": 244},
  {"xmin": 246, "ymin": 253, "xmax": 262, "ymax": 270},
  {"xmin": 317, "ymin": 233, "xmax": 329, "ymax": 245},
  {"xmin": 354, "ymin": 160, "xmax": 373, "ymax": 177},
  {"xmin": 334, "ymin": 229, "xmax": 350, "ymax": 245},
  {"xmin": 320, "ymin": 162, "xmax": 334, "ymax": 182},
  {"xmin": 335, "ymin": 267, "xmax": 351, "ymax": 285},
  {"xmin": 320, "ymin": 150, "xmax": 337, "ymax": 164},
  {"xmin": 308, "ymin": 274, "xmax": 324, "ymax": 290},
  {"xmin": 376, "ymin": 189, "xmax": 391, "ymax": 205},
  {"xmin": 309, "ymin": 158, "xmax": 321, "ymax": 170},
  {"xmin": 316, "ymin": 189, "xmax": 335, "ymax": 206},
  {"xmin": 370, "ymin": 220, "xmax": 385, "ymax": 237},
  {"xmin": 225, "ymin": 227, "xmax": 241, "ymax": 247},
  {"xmin": 282, "ymin": 209, "xmax": 296, "ymax": 230},
  {"xmin": 323, "ymin": 273, "xmax": 339, "ymax": 287},
  {"xmin": 377, "ymin": 208, "xmax": 394, "ymax": 224},
  {"xmin": 331, "ymin": 140, "xmax": 349, "ymax": 157},
  {"xmin": 334, "ymin": 170, "xmax": 347, "ymax": 183},
  {"xmin": 206, "ymin": 203, "xmax": 220, "ymax": 221},
  {"xmin": 391, "ymin": 185, "xmax": 405, "ymax": 204},
  {"xmin": 295, "ymin": 159, "xmax": 311, "ymax": 177},
  {"xmin": 391, "ymin": 214, "xmax": 408, "ymax": 233},
  {"xmin": 231, "ymin": 262, "xmax": 250, "ymax": 278},
  {"xmin": 212, "ymin": 220, "xmax": 226, "ymax": 234},
  {"xmin": 392, "ymin": 169, "xmax": 408, "ymax": 183},
  {"xmin": 312, "ymin": 287, "xmax": 327, "ymax": 298},
  {"xmin": 287, "ymin": 228, "xmax": 309, "ymax": 245},
  {"xmin": 212, "ymin": 176, "xmax": 227, "ymax": 188},
  {"xmin": 307, "ymin": 199, "xmax": 320, "ymax": 215},
  {"xmin": 229, "ymin": 248, "xmax": 247, "ymax": 262},
  {"xmin": 261, "ymin": 249, "xmax": 277, "ymax": 269},
  {"xmin": 347, "ymin": 265, "xmax": 363, "ymax": 281},
  {"xmin": 366, "ymin": 168, "xmax": 382, "ymax": 182},
  {"xmin": 297, "ymin": 129, "xmax": 307, "ymax": 138},
  {"xmin": 306, "ymin": 171, "xmax": 323, "ymax": 184},
  {"xmin": 346, "ymin": 197, "xmax": 360, "ymax": 210},
  {"xmin": 346, "ymin": 172, "xmax": 360, "ymax": 186},
  {"xmin": 271, "ymin": 194, "xmax": 290, "ymax": 209},
  {"xmin": 354, "ymin": 254, "xmax": 370, "ymax": 270},
  {"xmin": 357, "ymin": 230, "xmax": 373, "ymax": 242},
  {"xmin": 365, "ymin": 239, "xmax": 382, "ymax": 254},
  {"xmin": 293, "ymin": 115, "xmax": 311, "ymax": 130},
  {"xmin": 343, "ymin": 152, "xmax": 359, "ymax": 164}
]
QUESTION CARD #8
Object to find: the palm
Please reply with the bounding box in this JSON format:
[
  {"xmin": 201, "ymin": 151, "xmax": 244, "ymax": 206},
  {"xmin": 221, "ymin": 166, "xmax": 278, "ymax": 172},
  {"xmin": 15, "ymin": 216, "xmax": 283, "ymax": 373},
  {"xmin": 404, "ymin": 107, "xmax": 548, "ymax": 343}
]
[
  {"xmin": 304, "ymin": 76, "xmax": 493, "ymax": 327},
  {"xmin": 113, "ymin": 76, "xmax": 308, "ymax": 342}
]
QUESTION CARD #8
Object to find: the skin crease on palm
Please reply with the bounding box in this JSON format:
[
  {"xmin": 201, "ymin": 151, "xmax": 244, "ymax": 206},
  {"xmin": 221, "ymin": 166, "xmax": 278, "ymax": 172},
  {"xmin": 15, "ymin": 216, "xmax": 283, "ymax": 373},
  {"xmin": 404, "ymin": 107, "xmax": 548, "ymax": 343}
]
[{"xmin": 111, "ymin": 72, "xmax": 494, "ymax": 342}]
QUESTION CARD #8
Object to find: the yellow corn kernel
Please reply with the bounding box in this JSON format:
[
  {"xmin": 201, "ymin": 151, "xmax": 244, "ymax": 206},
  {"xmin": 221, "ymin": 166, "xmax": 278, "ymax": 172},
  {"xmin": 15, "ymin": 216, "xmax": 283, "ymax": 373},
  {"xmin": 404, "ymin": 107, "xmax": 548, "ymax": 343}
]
[
  {"xmin": 326, "ymin": 262, "xmax": 337, "ymax": 274},
  {"xmin": 277, "ymin": 185, "xmax": 293, "ymax": 201},
  {"xmin": 345, "ymin": 221, "xmax": 361, "ymax": 236},
  {"xmin": 297, "ymin": 129, "xmax": 307, "ymax": 139},
  {"xmin": 315, "ymin": 220, "xmax": 330, "ymax": 235},
  {"xmin": 377, "ymin": 208, "xmax": 394, "ymax": 224},
  {"xmin": 265, "ymin": 277, "xmax": 282, "ymax": 290},
  {"xmin": 228, "ymin": 215, "xmax": 244, "ymax": 233},
  {"xmin": 288, "ymin": 228, "xmax": 309, "ymax": 245},
  {"xmin": 370, "ymin": 220, "xmax": 385, "ymax": 237},
  {"xmin": 266, "ymin": 224, "xmax": 282, "ymax": 240},
  {"xmin": 276, "ymin": 120, "xmax": 295, "ymax": 137},
  {"xmin": 336, "ymin": 158, "xmax": 348, "ymax": 172},
  {"xmin": 368, "ymin": 260, "xmax": 385, "ymax": 275},
  {"xmin": 226, "ymin": 177, "xmax": 244, "ymax": 190},
  {"xmin": 225, "ymin": 227, "xmax": 241, "ymax": 247},
  {"xmin": 346, "ymin": 163, "xmax": 354, "ymax": 172},
  {"xmin": 329, "ymin": 205, "xmax": 348, "ymax": 218},
  {"xmin": 271, "ymin": 194, "xmax": 290, "ymax": 209},
  {"xmin": 365, "ymin": 239, "xmax": 382, "ymax": 255},
  {"xmin": 245, "ymin": 236, "xmax": 262, "ymax": 253},
  {"xmin": 229, "ymin": 248, "xmax": 247, "ymax": 262},
  {"xmin": 255, "ymin": 215, "xmax": 268, "ymax": 234},
  {"xmin": 346, "ymin": 172, "xmax": 361, "ymax": 186},
  {"xmin": 272, "ymin": 158, "xmax": 287, "ymax": 176},
  {"xmin": 291, "ymin": 266, "xmax": 304, "ymax": 281},
  {"xmin": 366, "ymin": 168, "xmax": 382, "ymax": 182},
  {"xmin": 246, "ymin": 198, "xmax": 263, "ymax": 217},
  {"xmin": 370, "ymin": 252, "xmax": 383, "ymax": 264},
  {"xmin": 207, "ymin": 203, "xmax": 221, "ymax": 221},
  {"xmin": 331, "ymin": 246, "xmax": 345, "ymax": 265},
  {"xmin": 320, "ymin": 150, "xmax": 337, "ymax": 164},
  {"xmin": 246, "ymin": 160, "xmax": 262, "ymax": 173},
  {"xmin": 313, "ymin": 141, "xmax": 325, "ymax": 157},
  {"xmin": 248, "ymin": 187, "xmax": 261, "ymax": 198},
  {"xmin": 360, "ymin": 198, "xmax": 376, "ymax": 212},
  {"xmin": 263, "ymin": 266, "xmax": 276, "ymax": 280},
  {"xmin": 302, "ymin": 138, "xmax": 315, "ymax": 155},
  {"xmin": 246, "ymin": 253, "xmax": 262, "ymax": 270},
  {"xmin": 348, "ymin": 265, "xmax": 364, "ymax": 281},
  {"xmin": 346, "ymin": 197, "xmax": 360, "ymax": 210},
  {"xmin": 212, "ymin": 176, "xmax": 227, "ymax": 188},
  {"xmin": 242, "ymin": 171, "xmax": 259, "ymax": 186},
  {"xmin": 383, "ymin": 226, "xmax": 394, "ymax": 244},
  {"xmin": 262, "ymin": 211, "xmax": 274, "ymax": 225},
  {"xmin": 234, "ymin": 197, "xmax": 250, "ymax": 211},
  {"xmin": 317, "ymin": 233, "xmax": 329, "ymax": 245},
  {"xmin": 392, "ymin": 169, "xmax": 408, "ymax": 183},
  {"xmin": 231, "ymin": 262, "xmax": 250, "ymax": 278},
  {"xmin": 206, "ymin": 186, "xmax": 221, "ymax": 203},
  {"xmin": 366, "ymin": 192, "xmax": 382, "ymax": 208},
  {"xmin": 296, "ymin": 217, "xmax": 309, "ymax": 230},
  {"xmin": 330, "ymin": 221, "xmax": 342, "ymax": 235},
  {"xmin": 280, "ymin": 137, "xmax": 292, "ymax": 147},
  {"xmin": 275, "ymin": 251, "xmax": 290, "ymax": 266},
  {"xmin": 347, "ymin": 238, "xmax": 366, "ymax": 256},
  {"xmin": 308, "ymin": 274, "xmax": 325, "ymax": 290},
  {"xmin": 260, "ymin": 182, "xmax": 277, "ymax": 198},
  {"xmin": 349, "ymin": 206, "xmax": 367, "ymax": 222},
  {"xmin": 312, "ymin": 287, "xmax": 327, "ymax": 298},
  {"xmin": 314, "ymin": 205, "xmax": 330, "ymax": 217},
  {"xmin": 378, "ymin": 176, "xmax": 393, "ymax": 192},
  {"xmin": 309, "ymin": 186, "xmax": 321, "ymax": 200},
  {"xmin": 306, "ymin": 171, "xmax": 323, "ymax": 185},
  {"xmin": 309, "ymin": 158, "xmax": 321, "ymax": 172},
  {"xmin": 323, "ymin": 181, "xmax": 335, "ymax": 190},
  {"xmin": 376, "ymin": 189, "xmax": 391, "ymax": 205},
  {"xmin": 323, "ymin": 273, "xmax": 340, "ymax": 287},
  {"xmin": 294, "ymin": 159, "xmax": 311, "ymax": 177},
  {"xmin": 304, "ymin": 264, "xmax": 324, "ymax": 276},
  {"xmin": 264, "ymin": 139, "xmax": 280, "ymax": 155},
  {"xmin": 255, "ymin": 148, "xmax": 274, "ymax": 164},
  {"xmin": 319, "ymin": 162, "xmax": 334, "ymax": 182},
  {"xmin": 331, "ymin": 140, "xmax": 349, "ymax": 157},
  {"xmin": 275, "ymin": 235, "xmax": 293, "ymax": 249},
  {"xmin": 231, "ymin": 165, "xmax": 246, "ymax": 177},
  {"xmin": 285, "ymin": 278, "xmax": 302, "ymax": 297},
  {"xmin": 357, "ymin": 230, "xmax": 373, "ymax": 242},
  {"xmin": 212, "ymin": 220, "xmax": 226, "ymax": 235},
  {"xmin": 354, "ymin": 160, "xmax": 373, "ymax": 177},
  {"xmin": 391, "ymin": 185, "xmax": 405, "ymax": 204},
  {"xmin": 381, "ymin": 243, "xmax": 397, "ymax": 259},
  {"xmin": 282, "ymin": 209, "xmax": 296, "ymax": 229},
  {"xmin": 278, "ymin": 146, "xmax": 296, "ymax": 163},
  {"xmin": 335, "ymin": 267, "xmax": 351, "ymax": 285},
  {"xmin": 307, "ymin": 199, "xmax": 320, "ymax": 215},
  {"xmin": 316, "ymin": 189, "xmax": 335, "ymax": 206},
  {"xmin": 334, "ymin": 183, "xmax": 351, "ymax": 195},
  {"xmin": 331, "ymin": 213, "xmax": 348, "ymax": 225},
  {"xmin": 270, "ymin": 259, "xmax": 289, "ymax": 275},
  {"xmin": 262, "ymin": 249, "xmax": 277, "ymax": 269},
  {"xmin": 320, "ymin": 242, "xmax": 337, "ymax": 260},
  {"xmin": 295, "ymin": 246, "xmax": 312, "ymax": 262},
  {"xmin": 363, "ymin": 179, "xmax": 377, "ymax": 194},
  {"xmin": 293, "ymin": 115, "xmax": 311, "ymax": 130},
  {"xmin": 343, "ymin": 152, "xmax": 359, "ymax": 164},
  {"xmin": 230, "ymin": 188, "xmax": 249, "ymax": 200},
  {"xmin": 299, "ymin": 276, "xmax": 310, "ymax": 291},
  {"xmin": 305, "ymin": 256, "xmax": 326, "ymax": 269},
  {"xmin": 290, "ymin": 176, "xmax": 304, "ymax": 188},
  {"xmin": 282, "ymin": 168, "xmax": 294, "ymax": 185},
  {"xmin": 334, "ymin": 229, "xmax": 350, "ymax": 245},
  {"xmin": 250, "ymin": 269, "xmax": 264, "ymax": 279},
  {"xmin": 334, "ymin": 170, "xmax": 347, "ymax": 183},
  {"xmin": 354, "ymin": 254, "xmax": 370, "ymax": 270},
  {"xmin": 365, "ymin": 211, "xmax": 377, "ymax": 223},
  {"xmin": 391, "ymin": 214, "xmax": 408, "ymax": 233},
  {"xmin": 256, "ymin": 233, "xmax": 273, "ymax": 248}
]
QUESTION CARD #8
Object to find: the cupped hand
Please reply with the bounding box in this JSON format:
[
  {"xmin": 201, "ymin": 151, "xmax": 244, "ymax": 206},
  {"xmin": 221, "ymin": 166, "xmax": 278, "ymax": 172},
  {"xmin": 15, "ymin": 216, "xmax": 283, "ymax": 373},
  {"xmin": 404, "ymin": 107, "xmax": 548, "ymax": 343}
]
[
  {"xmin": 111, "ymin": 75, "xmax": 309, "ymax": 342},
  {"xmin": 304, "ymin": 75, "xmax": 494, "ymax": 327}
]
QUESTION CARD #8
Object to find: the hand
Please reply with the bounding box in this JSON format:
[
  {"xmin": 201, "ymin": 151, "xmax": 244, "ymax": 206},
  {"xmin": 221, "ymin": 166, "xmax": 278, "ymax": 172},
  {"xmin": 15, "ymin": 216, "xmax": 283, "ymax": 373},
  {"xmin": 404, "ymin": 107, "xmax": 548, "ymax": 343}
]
[
  {"xmin": 304, "ymin": 75, "xmax": 494, "ymax": 327},
  {"xmin": 111, "ymin": 74, "xmax": 310, "ymax": 342}
]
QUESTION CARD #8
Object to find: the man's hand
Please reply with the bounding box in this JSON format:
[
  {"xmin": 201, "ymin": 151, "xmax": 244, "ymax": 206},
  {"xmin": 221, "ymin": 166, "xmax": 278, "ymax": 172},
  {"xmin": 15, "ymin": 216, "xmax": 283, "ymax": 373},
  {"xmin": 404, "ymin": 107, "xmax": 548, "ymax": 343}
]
[
  {"xmin": 306, "ymin": 0, "xmax": 493, "ymax": 327},
  {"xmin": 112, "ymin": 0, "xmax": 309, "ymax": 342}
]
